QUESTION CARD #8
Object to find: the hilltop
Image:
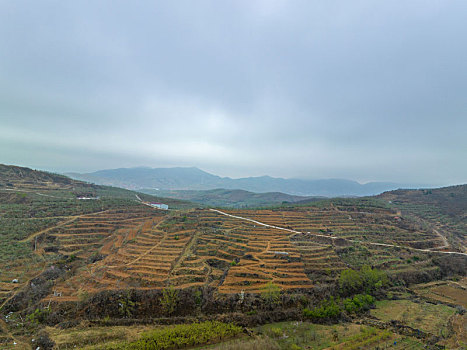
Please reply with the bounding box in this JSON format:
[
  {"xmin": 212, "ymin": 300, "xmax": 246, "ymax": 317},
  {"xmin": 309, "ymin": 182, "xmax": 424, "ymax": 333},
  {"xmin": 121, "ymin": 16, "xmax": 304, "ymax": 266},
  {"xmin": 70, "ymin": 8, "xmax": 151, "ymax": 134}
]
[
  {"xmin": 0, "ymin": 164, "xmax": 80, "ymax": 190},
  {"xmin": 67, "ymin": 166, "xmax": 425, "ymax": 197}
]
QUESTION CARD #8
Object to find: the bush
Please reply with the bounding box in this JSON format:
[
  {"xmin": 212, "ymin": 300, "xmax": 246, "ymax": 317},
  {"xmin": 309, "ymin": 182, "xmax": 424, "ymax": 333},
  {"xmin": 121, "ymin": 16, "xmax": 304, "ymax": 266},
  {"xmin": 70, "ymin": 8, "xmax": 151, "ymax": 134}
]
[
  {"xmin": 160, "ymin": 286, "xmax": 179, "ymax": 316},
  {"xmin": 339, "ymin": 266, "xmax": 388, "ymax": 295},
  {"xmin": 126, "ymin": 321, "xmax": 242, "ymax": 350},
  {"xmin": 261, "ymin": 282, "xmax": 281, "ymax": 307},
  {"xmin": 303, "ymin": 297, "xmax": 341, "ymax": 321},
  {"xmin": 27, "ymin": 306, "xmax": 50, "ymax": 324},
  {"xmin": 304, "ymin": 293, "xmax": 375, "ymax": 322},
  {"xmin": 343, "ymin": 294, "xmax": 375, "ymax": 314},
  {"xmin": 339, "ymin": 269, "xmax": 363, "ymax": 295}
]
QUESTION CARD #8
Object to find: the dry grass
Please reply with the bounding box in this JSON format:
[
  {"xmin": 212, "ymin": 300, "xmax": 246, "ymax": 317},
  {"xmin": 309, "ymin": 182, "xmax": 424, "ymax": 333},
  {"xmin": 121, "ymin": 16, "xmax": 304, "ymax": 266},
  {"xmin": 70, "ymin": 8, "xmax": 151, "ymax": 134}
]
[
  {"xmin": 47, "ymin": 323, "xmax": 152, "ymax": 349},
  {"xmin": 371, "ymin": 299, "xmax": 456, "ymax": 335},
  {"xmin": 412, "ymin": 280, "xmax": 467, "ymax": 308}
]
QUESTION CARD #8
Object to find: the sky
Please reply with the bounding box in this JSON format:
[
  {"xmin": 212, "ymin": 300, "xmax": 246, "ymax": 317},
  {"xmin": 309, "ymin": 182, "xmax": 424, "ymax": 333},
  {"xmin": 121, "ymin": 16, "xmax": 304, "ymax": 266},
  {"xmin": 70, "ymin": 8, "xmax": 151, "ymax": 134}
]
[{"xmin": 0, "ymin": 1, "xmax": 466, "ymax": 185}]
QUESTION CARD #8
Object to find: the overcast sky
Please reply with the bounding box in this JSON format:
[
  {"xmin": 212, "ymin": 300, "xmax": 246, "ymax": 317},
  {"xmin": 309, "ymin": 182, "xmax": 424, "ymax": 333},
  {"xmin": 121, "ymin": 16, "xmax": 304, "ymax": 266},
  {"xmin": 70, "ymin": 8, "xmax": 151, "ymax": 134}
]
[{"xmin": 0, "ymin": 1, "xmax": 466, "ymax": 184}]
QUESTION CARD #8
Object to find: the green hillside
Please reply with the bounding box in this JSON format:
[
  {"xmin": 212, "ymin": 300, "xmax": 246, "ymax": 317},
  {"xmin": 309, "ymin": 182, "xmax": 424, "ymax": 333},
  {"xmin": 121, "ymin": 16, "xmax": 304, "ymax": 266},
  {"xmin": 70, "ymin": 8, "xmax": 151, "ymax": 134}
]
[{"xmin": 141, "ymin": 188, "xmax": 321, "ymax": 208}]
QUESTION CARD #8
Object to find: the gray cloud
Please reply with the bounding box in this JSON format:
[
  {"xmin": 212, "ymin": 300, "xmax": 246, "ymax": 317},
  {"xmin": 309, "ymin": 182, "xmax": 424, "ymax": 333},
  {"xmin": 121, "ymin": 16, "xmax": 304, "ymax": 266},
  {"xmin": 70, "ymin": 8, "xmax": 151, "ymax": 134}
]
[{"xmin": 0, "ymin": 0, "xmax": 466, "ymax": 184}]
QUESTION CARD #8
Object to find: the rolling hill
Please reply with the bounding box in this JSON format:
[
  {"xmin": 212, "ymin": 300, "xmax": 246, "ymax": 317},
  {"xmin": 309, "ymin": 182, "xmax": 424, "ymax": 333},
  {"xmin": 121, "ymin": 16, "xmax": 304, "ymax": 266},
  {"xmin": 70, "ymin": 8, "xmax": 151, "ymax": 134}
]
[{"xmin": 140, "ymin": 188, "xmax": 321, "ymax": 208}]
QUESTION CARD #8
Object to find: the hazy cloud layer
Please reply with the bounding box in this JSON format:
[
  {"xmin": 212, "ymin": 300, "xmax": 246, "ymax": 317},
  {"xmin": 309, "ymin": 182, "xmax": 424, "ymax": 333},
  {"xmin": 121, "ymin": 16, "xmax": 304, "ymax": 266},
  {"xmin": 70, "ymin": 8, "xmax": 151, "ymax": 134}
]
[{"xmin": 0, "ymin": 1, "xmax": 466, "ymax": 184}]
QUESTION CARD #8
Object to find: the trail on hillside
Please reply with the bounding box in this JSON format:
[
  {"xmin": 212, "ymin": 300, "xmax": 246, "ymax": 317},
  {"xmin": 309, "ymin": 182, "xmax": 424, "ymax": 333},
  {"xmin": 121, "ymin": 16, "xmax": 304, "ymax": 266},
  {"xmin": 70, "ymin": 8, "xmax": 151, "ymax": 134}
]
[
  {"xmin": 210, "ymin": 209, "xmax": 467, "ymax": 257},
  {"xmin": 19, "ymin": 209, "xmax": 110, "ymax": 243}
]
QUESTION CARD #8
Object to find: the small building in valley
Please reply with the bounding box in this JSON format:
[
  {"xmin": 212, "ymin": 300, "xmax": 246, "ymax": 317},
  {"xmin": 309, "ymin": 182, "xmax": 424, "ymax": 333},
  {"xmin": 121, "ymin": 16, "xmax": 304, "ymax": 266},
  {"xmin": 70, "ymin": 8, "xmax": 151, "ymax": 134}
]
[{"xmin": 150, "ymin": 203, "xmax": 169, "ymax": 210}]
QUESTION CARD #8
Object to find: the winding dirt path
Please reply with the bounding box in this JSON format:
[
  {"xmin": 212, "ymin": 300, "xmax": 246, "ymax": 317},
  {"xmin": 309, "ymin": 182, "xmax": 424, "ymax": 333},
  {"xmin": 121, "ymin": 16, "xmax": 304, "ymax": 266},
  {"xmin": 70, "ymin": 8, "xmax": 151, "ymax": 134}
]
[
  {"xmin": 210, "ymin": 209, "xmax": 467, "ymax": 257},
  {"xmin": 19, "ymin": 209, "xmax": 111, "ymax": 243},
  {"xmin": 430, "ymin": 228, "xmax": 450, "ymax": 250},
  {"xmin": 19, "ymin": 216, "xmax": 78, "ymax": 243}
]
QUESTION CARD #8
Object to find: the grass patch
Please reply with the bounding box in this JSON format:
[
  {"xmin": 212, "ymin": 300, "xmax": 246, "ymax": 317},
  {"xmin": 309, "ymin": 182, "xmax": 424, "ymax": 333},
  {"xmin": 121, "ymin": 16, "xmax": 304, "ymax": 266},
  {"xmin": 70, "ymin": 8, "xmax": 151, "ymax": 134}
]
[{"xmin": 371, "ymin": 299, "xmax": 456, "ymax": 335}]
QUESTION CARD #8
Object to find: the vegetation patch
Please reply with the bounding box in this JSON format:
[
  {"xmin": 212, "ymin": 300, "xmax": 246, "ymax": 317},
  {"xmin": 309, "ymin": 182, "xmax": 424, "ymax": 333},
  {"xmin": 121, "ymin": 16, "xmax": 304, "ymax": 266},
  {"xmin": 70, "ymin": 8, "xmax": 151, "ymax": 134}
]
[
  {"xmin": 125, "ymin": 321, "xmax": 242, "ymax": 350},
  {"xmin": 371, "ymin": 299, "xmax": 457, "ymax": 336}
]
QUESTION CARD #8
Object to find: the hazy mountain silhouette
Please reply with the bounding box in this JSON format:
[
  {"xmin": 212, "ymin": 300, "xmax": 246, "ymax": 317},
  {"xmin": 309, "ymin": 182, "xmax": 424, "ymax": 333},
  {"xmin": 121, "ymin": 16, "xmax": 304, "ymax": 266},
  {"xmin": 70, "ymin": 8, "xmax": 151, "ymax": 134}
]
[{"xmin": 67, "ymin": 167, "xmax": 426, "ymax": 197}]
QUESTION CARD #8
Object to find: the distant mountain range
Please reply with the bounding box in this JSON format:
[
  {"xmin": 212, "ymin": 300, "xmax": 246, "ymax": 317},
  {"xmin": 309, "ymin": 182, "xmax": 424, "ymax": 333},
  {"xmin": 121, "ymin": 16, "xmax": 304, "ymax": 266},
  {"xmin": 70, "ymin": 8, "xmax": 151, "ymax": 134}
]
[{"xmin": 67, "ymin": 167, "xmax": 428, "ymax": 197}]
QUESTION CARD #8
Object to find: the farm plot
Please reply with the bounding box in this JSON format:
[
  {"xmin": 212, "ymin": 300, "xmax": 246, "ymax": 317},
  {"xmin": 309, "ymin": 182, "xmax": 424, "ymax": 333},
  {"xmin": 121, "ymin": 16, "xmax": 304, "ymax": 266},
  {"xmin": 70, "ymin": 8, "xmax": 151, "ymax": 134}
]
[
  {"xmin": 42, "ymin": 207, "xmax": 169, "ymax": 300},
  {"xmin": 411, "ymin": 278, "xmax": 467, "ymax": 308},
  {"xmin": 44, "ymin": 207, "xmax": 158, "ymax": 258},
  {"xmin": 179, "ymin": 210, "xmax": 314, "ymax": 293},
  {"xmin": 39, "ymin": 202, "xmax": 453, "ymax": 301},
  {"xmin": 371, "ymin": 299, "xmax": 456, "ymax": 336},
  {"xmin": 216, "ymin": 208, "xmax": 444, "ymax": 279},
  {"xmin": 226, "ymin": 207, "xmax": 444, "ymax": 251}
]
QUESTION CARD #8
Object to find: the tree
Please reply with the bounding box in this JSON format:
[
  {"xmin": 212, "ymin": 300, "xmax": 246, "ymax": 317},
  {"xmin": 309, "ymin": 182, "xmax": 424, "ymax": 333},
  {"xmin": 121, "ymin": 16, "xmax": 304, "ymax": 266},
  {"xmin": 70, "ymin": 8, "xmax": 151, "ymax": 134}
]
[
  {"xmin": 261, "ymin": 281, "xmax": 281, "ymax": 307},
  {"xmin": 160, "ymin": 285, "xmax": 179, "ymax": 315}
]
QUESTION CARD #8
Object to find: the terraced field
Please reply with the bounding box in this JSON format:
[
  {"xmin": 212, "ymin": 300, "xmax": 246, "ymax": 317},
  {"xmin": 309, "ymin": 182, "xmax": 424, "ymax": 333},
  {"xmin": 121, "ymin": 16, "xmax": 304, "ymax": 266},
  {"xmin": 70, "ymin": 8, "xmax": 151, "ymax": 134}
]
[
  {"xmin": 226, "ymin": 207, "xmax": 444, "ymax": 250},
  {"xmin": 36, "ymin": 199, "xmax": 457, "ymax": 299},
  {"xmin": 40, "ymin": 207, "xmax": 169, "ymax": 300}
]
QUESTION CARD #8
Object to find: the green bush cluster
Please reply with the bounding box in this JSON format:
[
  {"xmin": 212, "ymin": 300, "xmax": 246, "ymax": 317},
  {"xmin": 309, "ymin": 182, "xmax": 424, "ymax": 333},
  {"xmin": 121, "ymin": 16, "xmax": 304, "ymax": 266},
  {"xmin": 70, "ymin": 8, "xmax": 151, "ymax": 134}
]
[
  {"xmin": 339, "ymin": 266, "xmax": 388, "ymax": 295},
  {"xmin": 303, "ymin": 297, "xmax": 341, "ymax": 321},
  {"xmin": 26, "ymin": 307, "xmax": 50, "ymax": 324},
  {"xmin": 343, "ymin": 294, "xmax": 375, "ymax": 314},
  {"xmin": 304, "ymin": 294, "xmax": 376, "ymax": 321},
  {"xmin": 125, "ymin": 321, "xmax": 242, "ymax": 350}
]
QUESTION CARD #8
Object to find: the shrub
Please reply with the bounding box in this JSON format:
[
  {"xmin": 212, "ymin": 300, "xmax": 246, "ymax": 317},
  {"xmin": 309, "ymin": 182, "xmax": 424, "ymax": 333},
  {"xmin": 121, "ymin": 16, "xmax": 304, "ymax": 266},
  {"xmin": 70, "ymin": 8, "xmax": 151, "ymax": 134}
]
[
  {"xmin": 118, "ymin": 292, "xmax": 138, "ymax": 318},
  {"xmin": 339, "ymin": 269, "xmax": 363, "ymax": 295},
  {"xmin": 268, "ymin": 326, "xmax": 283, "ymax": 338},
  {"xmin": 343, "ymin": 294, "xmax": 375, "ymax": 314},
  {"xmin": 303, "ymin": 297, "xmax": 341, "ymax": 321},
  {"xmin": 339, "ymin": 266, "xmax": 388, "ymax": 295},
  {"xmin": 261, "ymin": 282, "xmax": 281, "ymax": 307},
  {"xmin": 27, "ymin": 306, "xmax": 50, "ymax": 324},
  {"xmin": 160, "ymin": 285, "xmax": 179, "ymax": 316}
]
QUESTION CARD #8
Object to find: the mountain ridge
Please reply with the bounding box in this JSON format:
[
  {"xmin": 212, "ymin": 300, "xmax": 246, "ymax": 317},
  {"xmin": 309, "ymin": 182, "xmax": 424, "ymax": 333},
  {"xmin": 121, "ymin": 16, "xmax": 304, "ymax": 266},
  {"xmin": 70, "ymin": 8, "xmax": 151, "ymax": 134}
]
[{"xmin": 67, "ymin": 166, "xmax": 428, "ymax": 197}]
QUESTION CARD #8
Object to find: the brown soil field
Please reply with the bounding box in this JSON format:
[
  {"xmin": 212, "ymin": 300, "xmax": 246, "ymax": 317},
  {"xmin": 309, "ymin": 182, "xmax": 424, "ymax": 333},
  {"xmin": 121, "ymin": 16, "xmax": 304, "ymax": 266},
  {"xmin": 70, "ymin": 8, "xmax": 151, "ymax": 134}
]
[{"xmin": 33, "ymin": 202, "xmax": 459, "ymax": 301}]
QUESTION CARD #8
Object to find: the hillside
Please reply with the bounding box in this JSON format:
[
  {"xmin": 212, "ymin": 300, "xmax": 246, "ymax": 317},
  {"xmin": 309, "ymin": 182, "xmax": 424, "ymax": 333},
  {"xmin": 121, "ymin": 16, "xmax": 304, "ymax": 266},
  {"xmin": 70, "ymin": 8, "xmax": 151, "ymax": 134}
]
[
  {"xmin": 0, "ymin": 164, "xmax": 80, "ymax": 190},
  {"xmin": 379, "ymin": 184, "xmax": 467, "ymax": 216},
  {"xmin": 379, "ymin": 184, "xmax": 467, "ymax": 253},
  {"xmin": 67, "ymin": 166, "xmax": 424, "ymax": 197},
  {"xmin": 0, "ymin": 164, "xmax": 465, "ymax": 349},
  {"xmin": 141, "ymin": 188, "xmax": 321, "ymax": 208},
  {"xmin": 0, "ymin": 164, "xmax": 193, "ymax": 207}
]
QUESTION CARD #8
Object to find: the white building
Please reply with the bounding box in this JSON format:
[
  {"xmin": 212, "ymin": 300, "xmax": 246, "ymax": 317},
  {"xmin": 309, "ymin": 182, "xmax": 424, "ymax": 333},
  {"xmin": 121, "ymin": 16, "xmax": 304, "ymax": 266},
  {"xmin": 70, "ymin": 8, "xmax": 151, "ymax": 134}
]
[{"xmin": 150, "ymin": 203, "xmax": 169, "ymax": 210}]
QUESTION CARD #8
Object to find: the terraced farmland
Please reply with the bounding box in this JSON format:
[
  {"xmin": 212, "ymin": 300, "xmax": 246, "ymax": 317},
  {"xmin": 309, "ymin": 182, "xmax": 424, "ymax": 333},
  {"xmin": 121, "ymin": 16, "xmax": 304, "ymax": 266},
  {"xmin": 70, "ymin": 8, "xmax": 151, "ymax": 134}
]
[
  {"xmin": 36, "ymin": 199, "xmax": 456, "ymax": 300},
  {"xmin": 225, "ymin": 207, "xmax": 444, "ymax": 250},
  {"xmin": 1, "ymin": 169, "xmax": 463, "ymax": 308}
]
